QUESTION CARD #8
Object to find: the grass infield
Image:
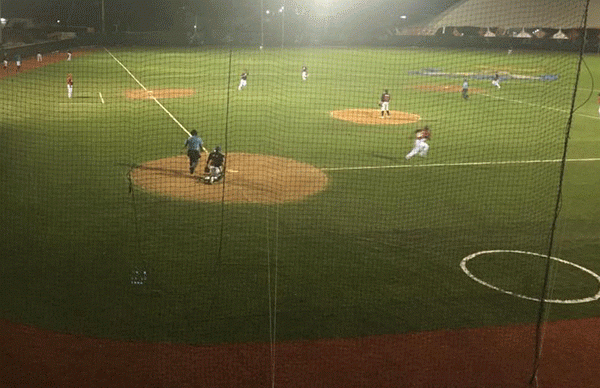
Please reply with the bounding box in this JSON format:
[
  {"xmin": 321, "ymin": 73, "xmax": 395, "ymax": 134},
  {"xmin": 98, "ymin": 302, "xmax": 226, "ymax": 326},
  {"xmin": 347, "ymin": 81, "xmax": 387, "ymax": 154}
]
[{"xmin": 0, "ymin": 46, "xmax": 599, "ymax": 345}]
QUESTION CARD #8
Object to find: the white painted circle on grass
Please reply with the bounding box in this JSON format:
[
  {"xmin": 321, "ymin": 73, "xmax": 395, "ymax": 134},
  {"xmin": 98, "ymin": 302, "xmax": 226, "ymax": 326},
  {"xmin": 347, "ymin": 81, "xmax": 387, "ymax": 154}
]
[{"xmin": 460, "ymin": 250, "xmax": 600, "ymax": 304}]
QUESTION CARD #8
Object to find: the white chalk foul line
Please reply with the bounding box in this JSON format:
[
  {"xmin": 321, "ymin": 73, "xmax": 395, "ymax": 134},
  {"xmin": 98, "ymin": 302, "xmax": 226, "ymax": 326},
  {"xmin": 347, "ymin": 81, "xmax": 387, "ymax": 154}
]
[
  {"xmin": 104, "ymin": 47, "xmax": 191, "ymax": 137},
  {"xmin": 322, "ymin": 158, "xmax": 600, "ymax": 172},
  {"xmin": 480, "ymin": 92, "xmax": 600, "ymax": 121}
]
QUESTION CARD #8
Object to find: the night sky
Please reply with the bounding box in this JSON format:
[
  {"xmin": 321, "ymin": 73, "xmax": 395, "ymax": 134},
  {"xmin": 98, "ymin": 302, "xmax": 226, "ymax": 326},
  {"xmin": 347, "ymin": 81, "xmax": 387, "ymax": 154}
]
[{"xmin": 2, "ymin": 0, "xmax": 462, "ymax": 31}]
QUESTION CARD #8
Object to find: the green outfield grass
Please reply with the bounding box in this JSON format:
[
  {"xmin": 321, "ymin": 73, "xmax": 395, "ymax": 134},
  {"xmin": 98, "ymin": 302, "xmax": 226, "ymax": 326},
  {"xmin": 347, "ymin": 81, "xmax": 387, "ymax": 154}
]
[{"xmin": 0, "ymin": 46, "xmax": 599, "ymax": 345}]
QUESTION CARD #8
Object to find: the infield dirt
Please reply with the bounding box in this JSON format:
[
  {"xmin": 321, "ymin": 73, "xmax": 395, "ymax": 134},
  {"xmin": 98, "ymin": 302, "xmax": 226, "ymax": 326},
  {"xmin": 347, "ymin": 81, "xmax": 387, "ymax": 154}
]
[
  {"xmin": 330, "ymin": 109, "xmax": 421, "ymax": 125},
  {"xmin": 130, "ymin": 153, "xmax": 328, "ymax": 204}
]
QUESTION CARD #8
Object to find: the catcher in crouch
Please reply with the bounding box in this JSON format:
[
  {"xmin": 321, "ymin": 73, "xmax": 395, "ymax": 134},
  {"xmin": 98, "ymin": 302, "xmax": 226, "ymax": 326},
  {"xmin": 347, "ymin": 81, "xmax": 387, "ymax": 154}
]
[{"xmin": 202, "ymin": 146, "xmax": 225, "ymax": 184}]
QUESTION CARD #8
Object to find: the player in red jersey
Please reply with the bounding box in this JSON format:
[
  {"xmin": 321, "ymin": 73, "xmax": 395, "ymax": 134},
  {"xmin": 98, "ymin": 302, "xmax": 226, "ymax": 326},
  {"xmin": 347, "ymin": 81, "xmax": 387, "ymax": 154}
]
[{"xmin": 380, "ymin": 89, "xmax": 391, "ymax": 118}]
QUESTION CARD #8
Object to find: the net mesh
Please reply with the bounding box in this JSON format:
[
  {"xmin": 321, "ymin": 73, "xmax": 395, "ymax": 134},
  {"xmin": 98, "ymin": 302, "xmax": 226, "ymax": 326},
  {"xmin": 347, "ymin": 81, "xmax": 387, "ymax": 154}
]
[{"xmin": 0, "ymin": 0, "xmax": 597, "ymax": 386}]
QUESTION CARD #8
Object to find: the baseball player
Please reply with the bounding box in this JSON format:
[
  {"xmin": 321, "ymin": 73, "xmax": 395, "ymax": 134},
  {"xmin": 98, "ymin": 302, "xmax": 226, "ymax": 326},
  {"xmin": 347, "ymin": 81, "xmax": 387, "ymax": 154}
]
[
  {"xmin": 301, "ymin": 66, "xmax": 308, "ymax": 81},
  {"xmin": 462, "ymin": 78, "xmax": 469, "ymax": 99},
  {"xmin": 183, "ymin": 130, "xmax": 204, "ymax": 174},
  {"xmin": 37, "ymin": 52, "xmax": 43, "ymax": 62},
  {"xmin": 3, "ymin": 57, "xmax": 7, "ymax": 73},
  {"xmin": 238, "ymin": 72, "xmax": 247, "ymax": 90},
  {"xmin": 203, "ymin": 146, "xmax": 226, "ymax": 184},
  {"xmin": 67, "ymin": 73, "xmax": 74, "ymax": 98},
  {"xmin": 492, "ymin": 73, "xmax": 501, "ymax": 88},
  {"xmin": 380, "ymin": 89, "xmax": 391, "ymax": 118},
  {"xmin": 405, "ymin": 126, "xmax": 431, "ymax": 160},
  {"xmin": 67, "ymin": 50, "xmax": 72, "ymax": 61},
  {"xmin": 15, "ymin": 56, "xmax": 21, "ymax": 73}
]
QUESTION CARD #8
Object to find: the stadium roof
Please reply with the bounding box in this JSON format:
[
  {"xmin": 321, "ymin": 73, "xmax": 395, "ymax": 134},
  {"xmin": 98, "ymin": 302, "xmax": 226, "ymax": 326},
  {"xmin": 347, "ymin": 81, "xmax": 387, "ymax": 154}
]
[{"xmin": 425, "ymin": 0, "xmax": 596, "ymax": 31}]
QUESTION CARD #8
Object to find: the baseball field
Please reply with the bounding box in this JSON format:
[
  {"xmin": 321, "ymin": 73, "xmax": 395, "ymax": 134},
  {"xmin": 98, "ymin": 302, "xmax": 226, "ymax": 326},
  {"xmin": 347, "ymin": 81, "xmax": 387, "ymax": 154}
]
[{"xmin": 1, "ymin": 46, "xmax": 600, "ymax": 385}]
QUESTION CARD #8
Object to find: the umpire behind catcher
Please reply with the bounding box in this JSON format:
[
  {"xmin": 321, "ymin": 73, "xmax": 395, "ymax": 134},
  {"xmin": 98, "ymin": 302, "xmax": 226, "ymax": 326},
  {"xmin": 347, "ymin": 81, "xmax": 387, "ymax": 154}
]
[{"xmin": 184, "ymin": 130, "xmax": 203, "ymax": 175}]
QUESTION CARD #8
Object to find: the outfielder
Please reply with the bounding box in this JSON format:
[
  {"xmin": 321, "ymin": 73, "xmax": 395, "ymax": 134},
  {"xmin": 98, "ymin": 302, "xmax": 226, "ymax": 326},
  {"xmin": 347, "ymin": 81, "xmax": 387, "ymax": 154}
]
[
  {"xmin": 183, "ymin": 130, "xmax": 204, "ymax": 174},
  {"xmin": 380, "ymin": 89, "xmax": 391, "ymax": 118},
  {"xmin": 238, "ymin": 72, "xmax": 247, "ymax": 90},
  {"xmin": 301, "ymin": 66, "xmax": 308, "ymax": 81},
  {"xmin": 67, "ymin": 73, "xmax": 74, "ymax": 98},
  {"xmin": 203, "ymin": 146, "xmax": 225, "ymax": 184},
  {"xmin": 405, "ymin": 126, "xmax": 431, "ymax": 160},
  {"xmin": 492, "ymin": 73, "xmax": 501, "ymax": 88}
]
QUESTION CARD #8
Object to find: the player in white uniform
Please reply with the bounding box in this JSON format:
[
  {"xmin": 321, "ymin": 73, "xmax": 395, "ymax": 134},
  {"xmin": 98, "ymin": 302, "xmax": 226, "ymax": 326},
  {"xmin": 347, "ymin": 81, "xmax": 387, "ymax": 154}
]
[
  {"xmin": 67, "ymin": 73, "xmax": 73, "ymax": 98},
  {"xmin": 301, "ymin": 66, "xmax": 308, "ymax": 81},
  {"xmin": 238, "ymin": 72, "xmax": 247, "ymax": 90},
  {"xmin": 492, "ymin": 73, "xmax": 501, "ymax": 88},
  {"xmin": 405, "ymin": 126, "xmax": 431, "ymax": 160},
  {"xmin": 37, "ymin": 52, "xmax": 43, "ymax": 62}
]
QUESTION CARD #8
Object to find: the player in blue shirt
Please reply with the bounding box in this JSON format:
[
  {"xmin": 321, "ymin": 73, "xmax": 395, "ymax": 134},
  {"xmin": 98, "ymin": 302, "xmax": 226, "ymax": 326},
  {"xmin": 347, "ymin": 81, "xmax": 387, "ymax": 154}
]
[{"xmin": 184, "ymin": 130, "xmax": 203, "ymax": 174}]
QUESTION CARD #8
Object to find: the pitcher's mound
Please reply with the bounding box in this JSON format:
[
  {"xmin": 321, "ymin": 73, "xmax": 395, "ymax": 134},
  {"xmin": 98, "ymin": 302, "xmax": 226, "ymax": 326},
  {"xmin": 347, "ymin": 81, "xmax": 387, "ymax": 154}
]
[
  {"xmin": 330, "ymin": 109, "xmax": 420, "ymax": 125},
  {"xmin": 130, "ymin": 153, "xmax": 328, "ymax": 204}
]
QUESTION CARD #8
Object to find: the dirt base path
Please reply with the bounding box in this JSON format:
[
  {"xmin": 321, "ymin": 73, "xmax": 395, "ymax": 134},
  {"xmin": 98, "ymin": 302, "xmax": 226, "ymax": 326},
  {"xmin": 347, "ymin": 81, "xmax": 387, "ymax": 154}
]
[
  {"xmin": 130, "ymin": 153, "xmax": 328, "ymax": 203},
  {"xmin": 0, "ymin": 48, "xmax": 97, "ymax": 79},
  {"xmin": 1, "ymin": 317, "xmax": 599, "ymax": 387},
  {"xmin": 330, "ymin": 109, "xmax": 421, "ymax": 125},
  {"xmin": 125, "ymin": 88, "xmax": 195, "ymax": 99}
]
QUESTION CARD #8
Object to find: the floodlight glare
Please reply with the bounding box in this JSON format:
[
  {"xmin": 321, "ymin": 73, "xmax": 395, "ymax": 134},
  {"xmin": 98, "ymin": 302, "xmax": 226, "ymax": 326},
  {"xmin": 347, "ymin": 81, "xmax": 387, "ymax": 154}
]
[
  {"xmin": 266, "ymin": 9, "xmax": 270, "ymax": 14},
  {"xmin": 400, "ymin": 15, "xmax": 407, "ymax": 19}
]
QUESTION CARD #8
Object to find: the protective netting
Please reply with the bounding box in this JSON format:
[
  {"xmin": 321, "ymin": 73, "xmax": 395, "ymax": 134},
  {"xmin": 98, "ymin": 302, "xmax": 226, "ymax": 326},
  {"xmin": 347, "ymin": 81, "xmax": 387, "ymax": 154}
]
[{"xmin": 1, "ymin": 0, "xmax": 598, "ymax": 386}]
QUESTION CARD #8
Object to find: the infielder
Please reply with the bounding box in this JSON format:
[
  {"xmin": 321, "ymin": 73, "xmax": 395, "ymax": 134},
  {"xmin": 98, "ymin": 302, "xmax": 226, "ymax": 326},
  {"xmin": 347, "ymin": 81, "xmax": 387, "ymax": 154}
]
[
  {"xmin": 462, "ymin": 78, "xmax": 469, "ymax": 99},
  {"xmin": 37, "ymin": 52, "xmax": 43, "ymax": 62},
  {"xmin": 3, "ymin": 57, "xmax": 7, "ymax": 72},
  {"xmin": 380, "ymin": 89, "xmax": 391, "ymax": 118},
  {"xmin": 405, "ymin": 126, "xmax": 431, "ymax": 160},
  {"xmin": 238, "ymin": 72, "xmax": 247, "ymax": 90},
  {"xmin": 301, "ymin": 66, "xmax": 308, "ymax": 81},
  {"xmin": 15, "ymin": 56, "xmax": 21, "ymax": 73},
  {"xmin": 183, "ymin": 130, "xmax": 204, "ymax": 174},
  {"xmin": 203, "ymin": 146, "xmax": 225, "ymax": 184},
  {"xmin": 67, "ymin": 50, "xmax": 72, "ymax": 61}
]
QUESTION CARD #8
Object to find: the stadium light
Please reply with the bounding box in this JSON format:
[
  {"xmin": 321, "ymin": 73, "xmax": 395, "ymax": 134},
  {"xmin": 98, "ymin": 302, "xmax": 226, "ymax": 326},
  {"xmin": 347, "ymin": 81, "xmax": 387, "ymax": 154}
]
[{"xmin": 400, "ymin": 15, "xmax": 407, "ymax": 19}]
